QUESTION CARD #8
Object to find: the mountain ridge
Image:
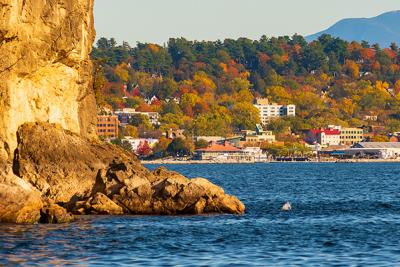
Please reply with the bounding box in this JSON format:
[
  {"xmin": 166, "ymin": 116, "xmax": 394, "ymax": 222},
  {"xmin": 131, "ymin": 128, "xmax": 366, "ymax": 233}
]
[{"xmin": 307, "ymin": 10, "xmax": 400, "ymax": 47}]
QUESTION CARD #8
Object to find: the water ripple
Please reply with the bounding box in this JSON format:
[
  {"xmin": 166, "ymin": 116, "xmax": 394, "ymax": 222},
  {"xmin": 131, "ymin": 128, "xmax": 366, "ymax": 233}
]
[{"xmin": 1, "ymin": 163, "xmax": 400, "ymax": 266}]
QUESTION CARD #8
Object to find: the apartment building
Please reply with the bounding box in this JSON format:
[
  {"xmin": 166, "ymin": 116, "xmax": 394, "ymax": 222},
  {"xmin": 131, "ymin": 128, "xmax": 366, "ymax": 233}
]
[
  {"xmin": 340, "ymin": 127, "xmax": 364, "ymax": 145},
  {"xmin": 97, "ymin": 115, "xmax": 119, "ymax": 139},
  {"xmin": 254, "ymin": 98, "xmax": 296, "ymax": 124}
]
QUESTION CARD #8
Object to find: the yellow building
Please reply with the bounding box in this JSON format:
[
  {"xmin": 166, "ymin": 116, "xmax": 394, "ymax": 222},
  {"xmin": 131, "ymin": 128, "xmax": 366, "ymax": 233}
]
[
  {"xmin": 241, "ymin": 130, "xmax": 276, "ymax": 143},
  {"xmin": 340, "ymin": 127, "xmax": 363, "ymax": 145},
  {"xmin": 239, "ymin": 124, "xmax": 276, "ymax": 147}
]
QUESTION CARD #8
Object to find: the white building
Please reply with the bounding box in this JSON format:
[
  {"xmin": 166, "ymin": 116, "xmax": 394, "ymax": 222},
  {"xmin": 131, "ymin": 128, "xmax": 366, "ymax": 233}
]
[
  {"xmin": 242, "ymin": 147, "xmax": 269, "ymax": 162},
  {"xmin": 342, "ymin": 142, "xmax": 400, "ymax": 159},
  {"xmin": 115, "ymin": 108, "xmax": 160, "ymax": 126},
  {"xmin": 306, "ymin": 129, "xmax": 341, "ymax": 147},
  {"xmin": 254, "ymin": 98, "xmax": 296, "ymax": 124}
]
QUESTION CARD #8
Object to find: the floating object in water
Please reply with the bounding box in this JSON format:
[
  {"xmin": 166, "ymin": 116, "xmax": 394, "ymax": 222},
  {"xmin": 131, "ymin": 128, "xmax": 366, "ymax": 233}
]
[{"xmin": 281, "ymin": 202, "xmax": 292, "ymax": 211}]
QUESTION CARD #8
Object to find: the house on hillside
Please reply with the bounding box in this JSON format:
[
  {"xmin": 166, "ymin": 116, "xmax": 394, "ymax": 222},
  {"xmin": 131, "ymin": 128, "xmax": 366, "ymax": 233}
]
[
  {"xmin": 115, "ymin": 108, "xmax": 160, "ymax": 126},
  {"xmin": 239, "ymin": 124, "xmax": 276, "ymax": 147}
]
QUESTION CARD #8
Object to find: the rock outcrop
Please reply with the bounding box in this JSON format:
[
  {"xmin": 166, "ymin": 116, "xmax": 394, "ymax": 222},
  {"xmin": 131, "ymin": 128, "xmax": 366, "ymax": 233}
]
[
  {"xmin": 13, "ymin": 123, "xmax": 245, "ymax": 216},
  {"xmin": 0, "ymin": 0, "xmax": 97, "ymax": 160},
  {"xmin": 0, "ymin": 0, "xmax": 245, "ymax": 223}
]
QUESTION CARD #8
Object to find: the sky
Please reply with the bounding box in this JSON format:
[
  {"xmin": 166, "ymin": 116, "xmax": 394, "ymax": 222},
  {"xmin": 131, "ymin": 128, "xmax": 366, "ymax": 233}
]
[{"xmin": 94, "ymin": 0, "xmax": 400, "ymax": 45}]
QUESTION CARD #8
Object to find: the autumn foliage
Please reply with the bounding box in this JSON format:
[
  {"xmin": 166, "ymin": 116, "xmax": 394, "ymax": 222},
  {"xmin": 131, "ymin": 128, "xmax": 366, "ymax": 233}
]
[{"xmin": 91, "ymin": 34, "xmax": 400, "ymax": 136}]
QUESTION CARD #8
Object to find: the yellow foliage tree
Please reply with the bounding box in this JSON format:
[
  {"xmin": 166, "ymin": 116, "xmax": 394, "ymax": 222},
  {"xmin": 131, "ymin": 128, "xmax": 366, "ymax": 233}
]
[
  {"xmin": 123, "ymin": 125, "xmax": 139, "ymax": 138},
  {"xmin": 344, "ymin": 60, "xmax": 360, "ymax": 79},
  {"xmin": 265, "ymin": 86, "xmax": 292, "ymax": 104},
  {"xmin": 114, "ymin": 63, "xmax": 130, "ymax": 83},
  {"xmin": 193, "ymin": 71, "xmax": 216, "ymax": 94},
  {"xmin": 375, "ymin": 80, "xmax": 390, "ymax": 91}
]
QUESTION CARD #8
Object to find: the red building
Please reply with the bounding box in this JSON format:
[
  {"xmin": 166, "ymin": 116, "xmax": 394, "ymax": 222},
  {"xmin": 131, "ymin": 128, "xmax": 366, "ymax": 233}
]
[{"xmin": 306, "ymin": 128, "xmax": 341, "ymax": 146}]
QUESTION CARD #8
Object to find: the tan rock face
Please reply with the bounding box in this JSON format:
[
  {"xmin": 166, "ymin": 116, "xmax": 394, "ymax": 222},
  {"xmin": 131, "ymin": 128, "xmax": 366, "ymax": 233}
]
[
  {"xmin": 0, "ymin": 0, "xmax": 246, "ymax": 223},
  {"xmin": 0, "ymin": 0, "xmax": 97, "ymax": 160}
]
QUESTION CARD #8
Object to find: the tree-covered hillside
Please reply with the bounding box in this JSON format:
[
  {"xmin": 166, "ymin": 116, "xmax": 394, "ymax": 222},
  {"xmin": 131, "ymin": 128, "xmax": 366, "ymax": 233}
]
[{"xmin": 91, "ymin": 34, "xmax": 400, "ymax": 138}]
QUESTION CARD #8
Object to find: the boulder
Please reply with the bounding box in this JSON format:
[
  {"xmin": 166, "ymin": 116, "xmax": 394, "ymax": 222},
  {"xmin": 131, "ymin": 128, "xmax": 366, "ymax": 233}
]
[
  {"xmin": 0, "ymin": 160, "xmax": 43, "ymax": 224},
  {"xmin": 86, "ymin": 193, "xmax": 124, "ymax": 215}
]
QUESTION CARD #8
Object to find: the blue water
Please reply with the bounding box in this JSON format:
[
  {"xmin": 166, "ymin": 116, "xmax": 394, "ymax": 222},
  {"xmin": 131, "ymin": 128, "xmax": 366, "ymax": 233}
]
[{"xmin": 1, "ymin": 163, "xmax": 400, "ymax": 266}]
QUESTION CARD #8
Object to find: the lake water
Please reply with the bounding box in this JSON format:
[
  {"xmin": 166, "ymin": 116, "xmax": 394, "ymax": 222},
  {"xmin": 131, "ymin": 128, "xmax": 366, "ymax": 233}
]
[{"xmin": 1, "ymin": 163, "xmax": 400, "ymax": 266}]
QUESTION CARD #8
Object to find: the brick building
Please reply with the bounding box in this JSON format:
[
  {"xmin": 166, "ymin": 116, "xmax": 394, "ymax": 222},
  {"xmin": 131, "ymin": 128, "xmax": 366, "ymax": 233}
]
[{"xmin": 97, "ymin": 115, "xmax": 119, "ymax": 139}]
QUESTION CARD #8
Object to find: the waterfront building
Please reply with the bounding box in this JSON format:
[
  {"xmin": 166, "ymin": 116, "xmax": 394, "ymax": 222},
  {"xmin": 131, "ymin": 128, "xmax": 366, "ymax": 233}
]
[
  {"xmin": 96, "ymin": 115, "xmax": 119, "ymax": 139},
  {"xmin": 306, "ymin": 128, "xmax": 341, "ymax": 147},
  {"xmin": 241, "ymin": 147, "xmax": 269, "ymax": 162},
  {"xmin": 339, "ymin": 127, "xmax": 364, "ymax": 145},
  {"xmin": 339, "ymin": 142, "xmax": 400, "ymax": 159},
  {"xmin": 194, "ymin": 141, "xmax": 270, "ymax": 162},
  {"xmin": 254, "ymin": 98, "xmax": 296, "ymax": 124},
  {"xmin": 324, "ymin": 125, "xmax": 364, "ymax": 145},
  {"xmin": 195, "ymin": 142, "xmax": 253, "ymax": 162}
]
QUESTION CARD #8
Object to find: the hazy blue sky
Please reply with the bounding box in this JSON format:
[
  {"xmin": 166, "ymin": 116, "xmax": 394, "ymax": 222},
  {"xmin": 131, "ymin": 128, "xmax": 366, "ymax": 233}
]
[{"xmin": 94, "ymin": 0, "xmax": 400, "ymax": 45}]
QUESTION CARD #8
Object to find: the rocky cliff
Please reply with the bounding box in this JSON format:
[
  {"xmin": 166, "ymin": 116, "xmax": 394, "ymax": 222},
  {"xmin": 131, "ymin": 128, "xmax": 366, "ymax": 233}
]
[
  {"xmin": 0, "ymin": 1, "xmax": 245, "ymax": 223},
  {"xmin": 13, "ymin": 123, "xmax": 245, "ymax": 217},
  {"xmin": 0, "ymin": 0, "xmax": 97, "ymax": 160}
]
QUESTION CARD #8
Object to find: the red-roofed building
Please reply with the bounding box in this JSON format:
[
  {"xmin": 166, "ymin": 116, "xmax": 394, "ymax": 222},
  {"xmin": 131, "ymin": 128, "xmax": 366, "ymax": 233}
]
[
  {"xmin": 305, "ymin": 128, "xmax": 341, "ymax": 147},
  {"xmin": 195, "ymin": 142, "xmax": 253, "ymax": 161}
]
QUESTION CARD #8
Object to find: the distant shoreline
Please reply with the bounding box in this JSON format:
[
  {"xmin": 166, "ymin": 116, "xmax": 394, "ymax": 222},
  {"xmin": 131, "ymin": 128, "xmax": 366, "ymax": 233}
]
[{"xmin": 142, "ymin": 159, "xmax": 400, "ymax": 165}]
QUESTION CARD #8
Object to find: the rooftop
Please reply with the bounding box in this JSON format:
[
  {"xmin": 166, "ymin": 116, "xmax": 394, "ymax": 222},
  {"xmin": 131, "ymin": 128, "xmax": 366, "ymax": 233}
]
[
  {"xmin": 311, "ymin": 129, "xmax": 340, "ymax": 135},
  {"xmin": 196, "ymin": 142, "xmax": 241, "ymax": 152},
  {"xmin": 354, "ymin": 142, "xmax": 400, "ymax": 149}
]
